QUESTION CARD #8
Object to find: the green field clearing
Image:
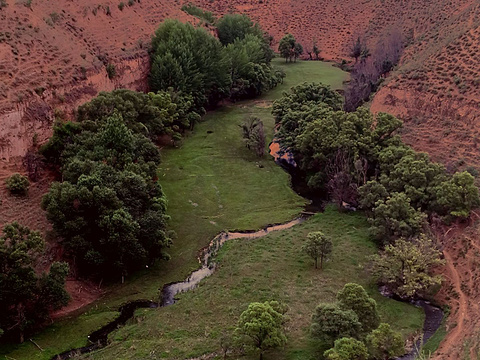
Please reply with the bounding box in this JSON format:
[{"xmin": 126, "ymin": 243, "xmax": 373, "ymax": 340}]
[
  {"xmin": 1, "ymin": 59, "xmax": 423, "ymax": 360},
  {"xmin": 86, "ymin": 207, "xmax": 424, "ymax": 360}
]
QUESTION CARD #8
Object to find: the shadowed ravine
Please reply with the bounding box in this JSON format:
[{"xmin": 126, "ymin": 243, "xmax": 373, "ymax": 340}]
[{"xmin": 51, "ymin": 141, "xmax": 443, "ymax": 360}]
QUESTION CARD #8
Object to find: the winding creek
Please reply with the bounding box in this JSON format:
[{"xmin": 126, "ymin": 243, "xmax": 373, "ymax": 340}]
[{"xmin": 52, "ymin": 142, "xmax": 444, "ymax": 360}]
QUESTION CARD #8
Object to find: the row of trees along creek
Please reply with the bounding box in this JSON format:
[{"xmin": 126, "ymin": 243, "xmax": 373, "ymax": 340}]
[{"xmin": 273, "ymin": 82, "xmax": 480, "ymax": 298}]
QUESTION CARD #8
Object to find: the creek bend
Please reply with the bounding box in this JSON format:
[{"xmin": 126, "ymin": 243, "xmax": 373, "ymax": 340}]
[
  {"xmin": 51, "ymin": 141, "xmax": 443, "ymax": 360},
  {"xmin": 52, "ymin": 216, "xmax": 309, "ymax": 360}
]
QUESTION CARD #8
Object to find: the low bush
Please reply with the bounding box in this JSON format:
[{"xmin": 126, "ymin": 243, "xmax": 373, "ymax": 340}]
[{"xmin": 5, "ymin": 173, "xmax": 29, "ymax": 195}]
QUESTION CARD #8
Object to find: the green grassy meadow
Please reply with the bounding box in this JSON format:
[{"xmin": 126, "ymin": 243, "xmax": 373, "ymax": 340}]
[
  {"xmin": 1, "ymin": 59, "xmax": 424, "ymax": 360},
  {"xmin": 87, "ymin": 206, "xmax": 424, "ymax": 360}
]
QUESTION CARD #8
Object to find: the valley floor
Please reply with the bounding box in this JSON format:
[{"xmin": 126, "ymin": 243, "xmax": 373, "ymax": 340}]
[{"xmin": 1, "ymin": 60, "xmax": 425, "ymax": 360}]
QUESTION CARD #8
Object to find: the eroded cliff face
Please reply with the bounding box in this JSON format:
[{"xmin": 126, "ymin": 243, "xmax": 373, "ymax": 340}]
[
  {"xmin": 2, "ymin": 0, "xmax": 480, "ymax": 166},
  {"xmin": 0, "ymin": 55, "xmax": 150, "ymax": 162}
]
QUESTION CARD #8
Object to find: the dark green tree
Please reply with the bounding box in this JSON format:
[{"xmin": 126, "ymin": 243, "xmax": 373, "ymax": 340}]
[
  {"xmin": 366, "ymin": 323, "xmax": 404, "ymax": 359},
  {"xmin": 324, "ymin": 337, "xmax": 368, "ymax": 360},
  {"xmin": 216, "ymin": 13, "xmax": 263, "ymax": 46},
  {"xmin": 433, "ymin": 171, "xmax": 480, "ymax": 219},
  {"xmin": 272, "ymin": 82, "xmax": 343, "ymax": 150},
  {"xmin": 224, "ymin": 34, "xmax": 281, "ymax": 100},
  {"xmin": 74, "ymin": 89, "xmax": 200, "ymax": 140},
  {"xmin": 358, "ymin": 181, "xmax": 389, "ymax": 210},
  {"xmin": 368, "ymin": 192, "xmax": 426, "ymax": 243},
  {"xmin": 235, "ymin": 301, "xmax": 288, "ymax": 360},
  {"xmin": 294, "ymin": 42, "xmax": 303, "ymax": 62},
  {"xmin": 378, "ymin": 152, "xmax": 446, "ymax": 210},
  {"xmin": 311, "ymin": 303, "xmax": 361, "ymax": 346},
  {"xmin": 278, "ymin": 33, "xmax": 296, "ymax": 62},
  {"xmin": 150, "ymin": 19, "xmax": 230, "ymax": 109},
  {"xmin": 336, "ymin": 283, "xmax": 379, "ymax": 335},
  {"xmin": 302, "ymin": 231, "xmax": 333, "ymax": 269},
  {"xmin": 42, "ymin": 113, "xmax": 172, "ymax": 280},
  {"xmin": 0, "ymin": 223, "xmax": 69, "ymax": 342}
]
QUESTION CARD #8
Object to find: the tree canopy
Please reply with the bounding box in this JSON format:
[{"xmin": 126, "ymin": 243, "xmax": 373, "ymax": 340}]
[
  {"xmin": 324, "ymin": 337, "xmax": 368, "ymax": 360},
  {"xmin": 150, "ymin": 19, "xmax": 230, "ymax": 109},
  {"xmin": 336, "ymin": 283, "xmax": 379, "ymax": 335},
  {"xmin": 366, "ymin": 323, "xmax": 404, "ymax": 359},
  {"xmin": 369, "ymin": 235, "xmax": 444, "ymax": 298},
  {"xmin": 278, "ymin": 34, "xmax": 303, "ymax": 62},
  {"xmin": 235, "ymin": 301, "xmax": 288, "ymax": 360},
  {"xmin": 0, "ymin": 223, "xmax": 69, "ymax": 342},
  {"xmin": 311, "ymin": 303, "xmax": 361, "ymax": 346},
  {"xmin": 302, "ymin": 231, "xmax": 333, "ymax": 269},
  {"xmin": 216, "ymin": 13, "xmax": 264, "ymax": 46},
  {"xmin": 75, "ymin": 89, "xmax": 201, "ymax": 142},
  {"xmin": 42, "ymin": 112, "xmax": 172, "ymax": 280},
  {"xmin": 150, "ymin": 18, "xmax": 282, "ymax": 107}
]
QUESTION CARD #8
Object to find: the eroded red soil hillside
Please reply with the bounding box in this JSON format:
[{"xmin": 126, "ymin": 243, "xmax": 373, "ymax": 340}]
[
  {"xmin": 432, "ymin": 218, "xmax": 480, "ymax": 359},
  {"xmin": 371, "ymin": 2, "xmax": 480, "ymax": 170}
]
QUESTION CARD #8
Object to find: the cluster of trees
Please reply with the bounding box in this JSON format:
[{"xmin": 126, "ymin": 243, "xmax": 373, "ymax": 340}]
[
  {"xmin": 41, "ymin": 108, "xmax": 173, "ymax": 281},
  {"xmin": 312, "ymin": 283, "xmax": 404, "ymax": 359},
  {"xmin": 306, "ymin": 41, "xmax": 321, "ymax": 61},
  {"xmin": 232, "ymin": 285, "xmax": 405, "ymax": 359},
  {"xmin": 149, "ymin": 15, "xmax": 284, "ymax": 107},
  {"xmin": 274, "ymin": 82, "xmax": 479, "ymax": 296},
  {"xmin": 0, "ymin": 223, "xmax": 69, "ymax": 342},
  {"xmin": 344, "ymin": 32, "xmax": 403, "ymax": 111},
  {"xmin": 278, "ymin": 34, "xmax": 303, "ymax": 62},
  {"xmin": 73, "ymin": 89, "xmax": 201, "ymax": 142}
]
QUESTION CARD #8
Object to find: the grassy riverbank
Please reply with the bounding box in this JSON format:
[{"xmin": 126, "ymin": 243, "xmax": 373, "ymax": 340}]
[
  {"xmin": 87, "ymin": 207, "xmax": 425, "ymax": 360},
  {"xmin": 1, "ymin": 59, "xmax": 347, "ymax": 360}
]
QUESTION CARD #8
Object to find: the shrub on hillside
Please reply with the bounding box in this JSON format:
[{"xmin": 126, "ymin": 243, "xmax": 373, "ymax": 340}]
[{"xmin": 6, "ymin": 173, "xmax": 29, "ymax": 195}]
